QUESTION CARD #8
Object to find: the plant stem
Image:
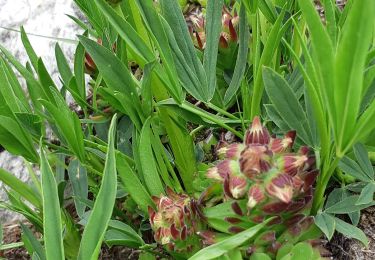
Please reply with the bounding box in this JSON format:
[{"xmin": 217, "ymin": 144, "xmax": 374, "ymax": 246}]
[
  {"xmin": 311, "ymin": 156, "xmax": 341, "ymax": 214},
  {"xmin": 206, "ymin": 102, "xmax": 238, "ymax": 120}
]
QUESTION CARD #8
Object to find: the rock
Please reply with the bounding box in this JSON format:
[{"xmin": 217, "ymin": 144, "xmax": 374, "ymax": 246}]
[{"xmin": 0, "ymin": 0, "xmax": 82, "ymax": 222}]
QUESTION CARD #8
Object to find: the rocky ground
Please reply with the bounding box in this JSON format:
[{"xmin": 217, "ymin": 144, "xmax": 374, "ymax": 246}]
[{"xmin": 0, "ymin": 0, "xmax": 82, "ymax": 222}]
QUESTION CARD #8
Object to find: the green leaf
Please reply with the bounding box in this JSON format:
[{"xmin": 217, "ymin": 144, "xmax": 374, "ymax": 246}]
[
  {"xmin": 134, "ymin": 0, "xmax": 183, "ymax": 102},
  {"xmin": 40, "ymin": 88, "xmax": 85, "ymax": 162},
  {"xmin": 339, "ymin": 156, "xmax": 372, "ymax": 182},
  {"xmin": 116, "ymin": 152, "xmax": 155, "ymax": 213},
  {"xmin": 104, "ymin": 229, "xmax": 141, "ymax": 248},
  {"xmin": 356, "ymin": 182, "xmax": 375, "ymax": 205},
  {"xmin": 189, "ymin": 220, "xmax": 269, "ymax": 260},
  {"xmin": 334, "ymin": 217, "xmax": 369, "ymax": 246},
  {"xmin": 78, "ymin": 36, "xmax": 143, "ymax": 124},
  {"xmin": 74, "ymin": 40, "xmax": 86, "ymax": 99},
  {"xmin": 55, "ymin": 43, "xmax": 73, "ymax": 85},
  {"xmin": 263, "ymin": 67, "xmax": 313, "ymax": 146},
  {"xmin": 325, "ymin": 195, "xmax": 375, "ymax": 214},
  {"xmin": 224, "ymin": 3, "xmax": 250, "ymax": 105},
  {"xmin": 0, "ymin": 44, "xmax": 50, "ymax": 110},
  {"xmin": 105, "ymin": 220, "xmax": 144, "ymax": 247},
  {"xmin": 354, "ymin": 143, "xmax": 374, "ymax": 180},
  {"xmin": 40, "ymin": 145, "xmax": 65, "ymax": 260},
  {"xmin": 139, "ymin": 117, "xmax": 165, "ymax": 196},
  {"xmin": 20, "ymin": 223, "xmax": 46, "ymax": 260},
  {"xmin": 250, "ymin": 8, "xmax": 287, "ymax": 118},
  {"xmin": 68, "ymin": 159, "xmax": 88, "ymax": 218},
  {"xmin": 160, "ymin": 17, "xmax": 206, "ymax": 102},
  {"xmin": 297, "ymin": 0, "xmax": 335, "ymax": 130},
  {"xmin": 78, "ymin": 115, "xmax": 118, "ymax": 260},
  {"xmin": 95, "ymin": 0, "xmax": 154, "ymax": 65},
  {"xmin": 20, "ymin": 26, "xmax": 39, "ymax": 70},
  {"xmin": 335, "ymin": 0, "xmax": 375, "ymax": 152},
  {"xmin": 314, "ymin": 212, "xmax": 335, "ymax": 240},
  {"xmin": 0, "ymin": 168, "xmax": 41, "ymax": 208},
  {"xmin": 258, "ymin": 0, "xmax": 277, "ymax": 24},
  {"xmin": 161, "ymin": 0, "xmax": 208, "ymax": 100},
  {"xmin": 280, "ymin": 242, "xmax": 316, "ymax": 260},
  {"xmin": 203, "ymin": 0, "xmax": 224, "ymax": 101},
  {"xmin": 15, "ymin": 112, "xmax": 42, "ymax": 138},
  {"xmin": 0, "ymin": 115, "xmax": 38, "ymax": 162}
]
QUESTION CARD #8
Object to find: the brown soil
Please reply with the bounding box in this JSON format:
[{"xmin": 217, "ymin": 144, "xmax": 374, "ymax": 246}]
[{"xmin": 326, "ymin": 207, "xmax": 375, "ymax": 260}]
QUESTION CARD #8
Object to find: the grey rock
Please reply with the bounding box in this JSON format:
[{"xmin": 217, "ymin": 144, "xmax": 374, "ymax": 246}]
[{"xmin": 0, "ymin": 0, "xmax": 82, "ymax": 222}]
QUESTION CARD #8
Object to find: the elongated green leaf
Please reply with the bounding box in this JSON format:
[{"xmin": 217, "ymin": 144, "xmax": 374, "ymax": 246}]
[
  {"xmin": 224, "ymin": 3, "xmax": 250, "ymax": 105},
  {"xmin": 106, "ymin": 220, "xmax": 144, "ymax": 247},
  {"xmin": 314, "ymin": 212, "xmax": 335, "ymax": 240},
  {"xmin": 189, "ymin": 220, "xmax": 269, "ymax": 260},
  {"xmin": 297, "ymin": 0, "xmax": 335, "ymax": 127},
  {"xmin": 116, "ymin": 152, "xmax": 155, "ymax": 213},
  {"xmin": 78, "ymin": 115, "xmax": 118, "ymax": 260},
  {"xmin": 78, "ymin": 36, "xmax": 143, "ymax": 123},
  {"xmin": 339, "ymin": 156, "xmax": 371, "ymax": 182},
  {"xmin": 41, "ymin": 88, "xmax": 85, "ymax": 162},
  {"xmin": 68, "ymin": 159, "xmax": 88, "ymax": 218},
  {"xmin": 203, "ymin": 0, "xmax": 224, "ymax": 101},
  {"xmin": 0, "ymin": 115, "xmax": 38, "ymax": 162},
  {"xmin": 0, "ymin": 44, "xmax": 50, "ymax": 110},
  {"xmin": 55, "ymin": 43, "xmax": 73, "ymax": 86},
  {"xmin": 162, "ymin": 111, "xmax": 197, "ymax": 192},
  {"xmin": 325, "ymin": 195, "xmax": 375, "ymax": 214},
  {"xmin": 40, "ymin": 146, "xmax": 64, "ymax": 260},
  {"xmin": 139, "ymin": 117, "xmax": 165, "ymax": 196},
  {"xmin": 263, "ymin": 67, "xmax": 313, "ymax": 146},
  {"xmin": 74, "ymin": 40, "xmax": 86, "ymax": 99},
  {"xmin": 95, "ymin": 0, "xmax": 154, "ymax": 65},
  {"xmin": 321, "ymin": 0, "xmax": 337, "ymax": 43},
  {"xmin": 0, "ymin": 58, "xmax": 30, "ymax": 111},
  {"xmin": 258, "ymin": 0, "xmax": 277, "ymax": 24},
  {"xmin": 160, "ymin": 0, "xmax": 207, "ymax": 98},
  {"xmin": 334, "ymin": 217, "xmax": 368, "ymax": 246},
  {"xmin": 250, "ymin": 8, "xmax": 286, "ymax": 118},
  {"xmin": 134, "ymin": 0, "xmax": 183, "ymax": 102},
  {"xmin": 0, "ymin": 168, "xmax": 40, "ymax": 207},
  {"xmin": 354, "ymin": 143, "xmax": 374, "ymax": 180},
  {"xmin": 20, "ymin": 26, "xmax": 38, "ymax": 70},
  {"xmin": 335, "ymin": 0, "xmax": 375, "ymax": 152},
  {"xmin": 356, "ymin": 183, "xmax": 375, "ymax": 205},
  {"xmin": 20, "ymin": 224, "xmax": 46, "ymax": 260}
]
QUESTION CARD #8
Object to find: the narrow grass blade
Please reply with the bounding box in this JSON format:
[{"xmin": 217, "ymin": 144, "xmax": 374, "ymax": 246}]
[
  {"xmin": 40, "ymin": 145, "xmax": 64, "ymax": 260},
  {"xmin": 224, "ymin": 3, "xmax": 250, "ymax": 105},
  {"xmin": 0, "ymin": 168, "xmax": 41, "ymax": 207},
  {"xmin": 55, "ymin": 43, "xmax": 73, "ymax": 86},
  {"xmin": 139, "ymin": 117, "xmax": 165, "ymax": 196},
  {"xmin": 203, "ymin": 0, "xmax": 224, "ymax": 101},
  {"xmin": 78, "ymin": 115, "xmax": 118, "ymax": 260},
  {"xmin": 20, "ymin": 223, "xmax": 46, "ymax": 260}
]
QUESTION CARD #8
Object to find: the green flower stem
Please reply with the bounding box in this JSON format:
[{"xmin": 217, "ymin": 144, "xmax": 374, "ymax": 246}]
[
  {"xmin": 206, "ymin": 102, "xmax": 239, "ymax": 120},
  {"xmin": 311, "ymin": 156, "xmax": 340, "ymax": 215}
]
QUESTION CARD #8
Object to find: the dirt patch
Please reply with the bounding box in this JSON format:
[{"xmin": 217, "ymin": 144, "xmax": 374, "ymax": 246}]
[{"xmin": 327, "ymin": 207, "xmax": 375, "ymax": 259}]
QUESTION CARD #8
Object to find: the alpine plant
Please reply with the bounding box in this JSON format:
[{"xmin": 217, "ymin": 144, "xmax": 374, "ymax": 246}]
[
  {"xmin": 148, "ymin": 188, "xmax": 204, "ymax": 257},
  {"xmin": 202, "ymin": 117, "xmax": 323, "ymax": 257}
]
